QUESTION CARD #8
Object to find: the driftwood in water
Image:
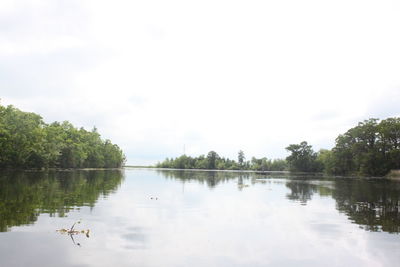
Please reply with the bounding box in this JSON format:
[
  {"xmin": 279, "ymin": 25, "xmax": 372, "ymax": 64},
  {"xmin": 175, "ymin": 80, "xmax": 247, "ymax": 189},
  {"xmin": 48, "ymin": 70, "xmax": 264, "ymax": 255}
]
[{"xmin": 56, "ymin": 220, "xmax": 90, "ymax": 246}]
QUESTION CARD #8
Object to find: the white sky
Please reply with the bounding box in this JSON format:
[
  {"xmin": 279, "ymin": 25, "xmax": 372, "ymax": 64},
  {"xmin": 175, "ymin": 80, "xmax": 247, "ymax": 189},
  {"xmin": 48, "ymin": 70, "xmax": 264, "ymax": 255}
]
[{"xmin": 1, "ymin": 0, "xmax": 400, "ymax": 165}]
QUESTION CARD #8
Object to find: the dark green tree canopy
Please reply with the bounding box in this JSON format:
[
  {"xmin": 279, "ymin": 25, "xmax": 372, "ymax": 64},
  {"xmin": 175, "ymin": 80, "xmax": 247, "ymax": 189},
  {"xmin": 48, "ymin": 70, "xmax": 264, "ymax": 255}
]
[
  {"xmin": 157, "ymin": 151, "xmax": 287, "ymax": 171},
  {"xmin": 206, "ymin": 151, "xmax": 219, "ymax": 169},
  {"xmin": 0, "ymin": 103, "xmax": 125, "ymax": 169},
  {"xmin": 285, "ymin": 141, "xmax": 322, "ymax": 172},
  {"xmin": 326, "ymin": 118, "xmax": 400, "ymax": 176},
  {"xmin": 158, "ymin": 117, "xmax": 400, "ymax": 177},
  {"xmin": 238, "ymin": 150, "xmax": 245, "ymax": 167}
]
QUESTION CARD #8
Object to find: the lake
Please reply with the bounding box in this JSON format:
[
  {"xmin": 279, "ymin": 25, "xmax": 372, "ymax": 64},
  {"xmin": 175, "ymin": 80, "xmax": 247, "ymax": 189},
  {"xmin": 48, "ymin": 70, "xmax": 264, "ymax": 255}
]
[{"xmin": 0, "ymin": 169, "xmax": 399, "ymax": 267}]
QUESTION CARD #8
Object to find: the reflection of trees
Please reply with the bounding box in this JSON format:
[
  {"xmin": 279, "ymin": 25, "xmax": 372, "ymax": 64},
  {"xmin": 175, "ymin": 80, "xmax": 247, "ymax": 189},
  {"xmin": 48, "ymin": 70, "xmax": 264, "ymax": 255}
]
[
  {"xmin": 0, "ymin": 170, "xmax": 124, "ymax": 232},
  {"xmin": 284, "ymin": 177, "xmax": 400, "ymax": 234},
  {"xmin": 284, "ymin": 173, "xmax": 331, "ymax": 205},
  {"xmin": 332, "ymin": 179, "xmax": 400, "ymax": 233},
  {"xmin": 157, "ymin": 170, "xmax": 251, "ymax": 188},
  {"xmin": 285, "ymin": 180, "xmax": 318, "ymax": 205}
]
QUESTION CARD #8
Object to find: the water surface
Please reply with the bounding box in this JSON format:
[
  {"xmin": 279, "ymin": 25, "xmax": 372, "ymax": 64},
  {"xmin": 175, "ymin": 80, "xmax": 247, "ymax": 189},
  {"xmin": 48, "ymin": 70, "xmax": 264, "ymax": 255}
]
[{"xmin": 0, "ymin": 169, "xmax": 399, "ymax": 267}]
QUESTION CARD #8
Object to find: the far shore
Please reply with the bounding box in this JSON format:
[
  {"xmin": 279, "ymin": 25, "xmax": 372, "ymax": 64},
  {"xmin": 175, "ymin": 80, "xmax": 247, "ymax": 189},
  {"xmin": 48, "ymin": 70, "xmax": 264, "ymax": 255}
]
[
  {"xmin": 0, "ymin": 167, "xmax": 124, "ymax": 172},
  {"xmin": 2, "ymin": 166, "xmax": 398, "ymax": 180},
  {"xmin": 124, "ymin": 166, "xmax": 398, "ymax": 179}
]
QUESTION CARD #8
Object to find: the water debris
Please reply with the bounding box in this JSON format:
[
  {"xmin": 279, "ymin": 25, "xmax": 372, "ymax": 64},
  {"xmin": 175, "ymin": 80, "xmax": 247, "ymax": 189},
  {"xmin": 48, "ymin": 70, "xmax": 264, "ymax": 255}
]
[
  {"xmin": 56, "ymin": 228, "xmax": 90, "ymax": 236},
  {"xmin": 56, "ymin": 220, "xmax": 90, "ymax": 246}
]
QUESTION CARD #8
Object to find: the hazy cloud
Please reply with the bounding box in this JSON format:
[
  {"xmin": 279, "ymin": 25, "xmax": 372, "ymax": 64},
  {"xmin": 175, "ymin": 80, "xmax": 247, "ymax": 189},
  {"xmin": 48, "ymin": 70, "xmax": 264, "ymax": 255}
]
[
  {"xmin": 1, "ymin": 0, "xmax": 400, "ymax": 164},
  {"xmin": 366, "ymin": 88, "xmax": 400, "ymax": 119}
]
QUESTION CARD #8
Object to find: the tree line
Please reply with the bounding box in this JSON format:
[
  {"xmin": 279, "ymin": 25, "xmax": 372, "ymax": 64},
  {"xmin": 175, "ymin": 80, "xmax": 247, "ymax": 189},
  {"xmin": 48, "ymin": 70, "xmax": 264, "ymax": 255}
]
[
  {"xmin": 156, "ymin": 150, "xmax": 288, "ymax": 171},
  {"xmin": 0, "ymin": 103, "xmax": 125, "ymax": 169},
  {"xmin": 285, "ymin": 118, "xmax": 400, "ymax": 176},
  {"xmin": 158, "ymin": 117, "xmax": 400, "ymax": 177}
]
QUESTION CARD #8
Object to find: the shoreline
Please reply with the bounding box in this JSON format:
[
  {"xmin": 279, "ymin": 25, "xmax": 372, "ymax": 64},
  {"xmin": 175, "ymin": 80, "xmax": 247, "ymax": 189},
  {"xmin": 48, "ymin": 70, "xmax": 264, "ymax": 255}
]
[
  {"xmin": 128, "ymin": 167, "xmax": 394, "ymax": 179},
  {"xmin": 1, "ymin": 166, "xmax": 398, "ymax": 180},
  {"xmin": 0, "ymin": 167, "xmax": 124, "ymax": 172}
]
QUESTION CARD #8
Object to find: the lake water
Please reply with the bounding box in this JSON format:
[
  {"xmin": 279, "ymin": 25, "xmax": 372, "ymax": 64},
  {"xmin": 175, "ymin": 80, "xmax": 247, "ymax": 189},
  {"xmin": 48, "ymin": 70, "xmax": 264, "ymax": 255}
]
[{"xmin": 0, "ymin": 169, "xmax": 399, "ymax": 267}]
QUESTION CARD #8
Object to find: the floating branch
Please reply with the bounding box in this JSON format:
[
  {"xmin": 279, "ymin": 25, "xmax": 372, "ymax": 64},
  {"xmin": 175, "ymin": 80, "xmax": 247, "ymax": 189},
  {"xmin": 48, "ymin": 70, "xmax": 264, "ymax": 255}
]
[{"xmin": 56, "ymin": 220, "xmax": 90, "ymax": 247}]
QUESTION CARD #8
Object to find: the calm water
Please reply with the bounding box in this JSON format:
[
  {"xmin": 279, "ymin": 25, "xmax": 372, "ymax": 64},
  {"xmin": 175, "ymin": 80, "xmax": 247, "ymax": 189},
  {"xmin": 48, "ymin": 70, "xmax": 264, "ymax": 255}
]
[{"xmin": 0, "ymin": 169, "xmax": 399, "ymax": 267}]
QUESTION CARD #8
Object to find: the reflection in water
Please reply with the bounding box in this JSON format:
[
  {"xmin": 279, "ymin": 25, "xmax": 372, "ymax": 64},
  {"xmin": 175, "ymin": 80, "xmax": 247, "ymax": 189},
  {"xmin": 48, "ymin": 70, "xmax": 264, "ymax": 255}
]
[
  {"xmin": 162, "ymin": 170, "xmax": 400, "ymax": 234},
  {"xmin": 122, "ymin": 227, "xmax": 148, "ymax": 250},
  {"xmin": 333, "ymin": 179, "xmax": 400, "ymax": 233},
  {"xmin": 158, "ymin": 169, "xmax": 252, "ymax": 188},
  {"xmin": 285, "ymin": 180, "xmax": 318, "ymax": 205},
  {"xmin": 0, "ymin": 170, "xmax": 124, "ymax": 232},
  {"xmin": 0, "ymin": 169, "xmax": 399, "ymax": 267},
  {"xmin": 284, "ymin": 177, "xmax": 400, "ymax": 233}
]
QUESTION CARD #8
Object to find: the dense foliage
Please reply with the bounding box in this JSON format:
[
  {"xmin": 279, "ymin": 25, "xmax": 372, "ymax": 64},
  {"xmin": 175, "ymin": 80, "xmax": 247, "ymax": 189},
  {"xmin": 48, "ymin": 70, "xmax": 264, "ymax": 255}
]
[
  {"xmin": 327, "ymin": 118, "xmax": 400, "ymax": 176},
  {"xmin": 0, "ymin": 104, "xmax": 125, "ymax": 169},
  {"xmin": 285, "ymin": 118, "xmax": 400, "ymax": 176},
  {"xmin": 156, "ymin": 150, "xmax": 288, "ymax": 171},
  {"xmin": 285, "ymin": 141, "xmax": 323, "ymax": 172},
  {"xmin": 160, "ymin": 117, "xmax": 400, "ymax": 176}
]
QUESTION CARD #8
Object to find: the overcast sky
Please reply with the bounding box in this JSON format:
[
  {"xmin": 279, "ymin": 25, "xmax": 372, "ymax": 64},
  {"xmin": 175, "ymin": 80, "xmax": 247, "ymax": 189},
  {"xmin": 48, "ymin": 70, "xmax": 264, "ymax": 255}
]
[{"xmin": 1, "ymin": 0, "xmax": 400, "ymax": 165}]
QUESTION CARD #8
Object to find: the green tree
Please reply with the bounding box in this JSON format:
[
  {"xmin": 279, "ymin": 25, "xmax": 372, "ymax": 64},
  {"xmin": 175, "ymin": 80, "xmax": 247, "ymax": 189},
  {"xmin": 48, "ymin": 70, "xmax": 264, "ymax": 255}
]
[
  {"xmin": 316, "ymin": 149, "xmax": 334, "ymax": 174},
  {"xmin": 378, "ymin": 118, "xmax": 400, "ymax": 171},
  {"xmin": 206, "ymin": 151, "xmax": 219, "ymax": 169},
  {"xmin": 286, "ymin": 141, "xmax": 321, "ymax": 172},
  {"xmin": 270, "ymin": 159, "xmax": 288, "ymax": 171},
  {"xmin": 327, "ymin": 117, "xmax": 400, "ymax": 176},
  {"xmin": 238, "ymin": 150, "xmax": 245, "ymax": 168},
  {"xmin": 0, "ymin": 103, "xmax": 125, "ymax": 169}
]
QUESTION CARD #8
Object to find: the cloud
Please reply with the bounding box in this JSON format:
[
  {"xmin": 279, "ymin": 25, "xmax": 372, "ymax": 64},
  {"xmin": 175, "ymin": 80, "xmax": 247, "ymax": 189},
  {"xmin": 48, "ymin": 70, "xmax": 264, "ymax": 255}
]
[
  {"xmin": 1, "ymin": 0, "xmax": 400, "ymax": 164},
  {"xmin": 366, "ymin": 88, "xmax": 400, "ymax": 119}
]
